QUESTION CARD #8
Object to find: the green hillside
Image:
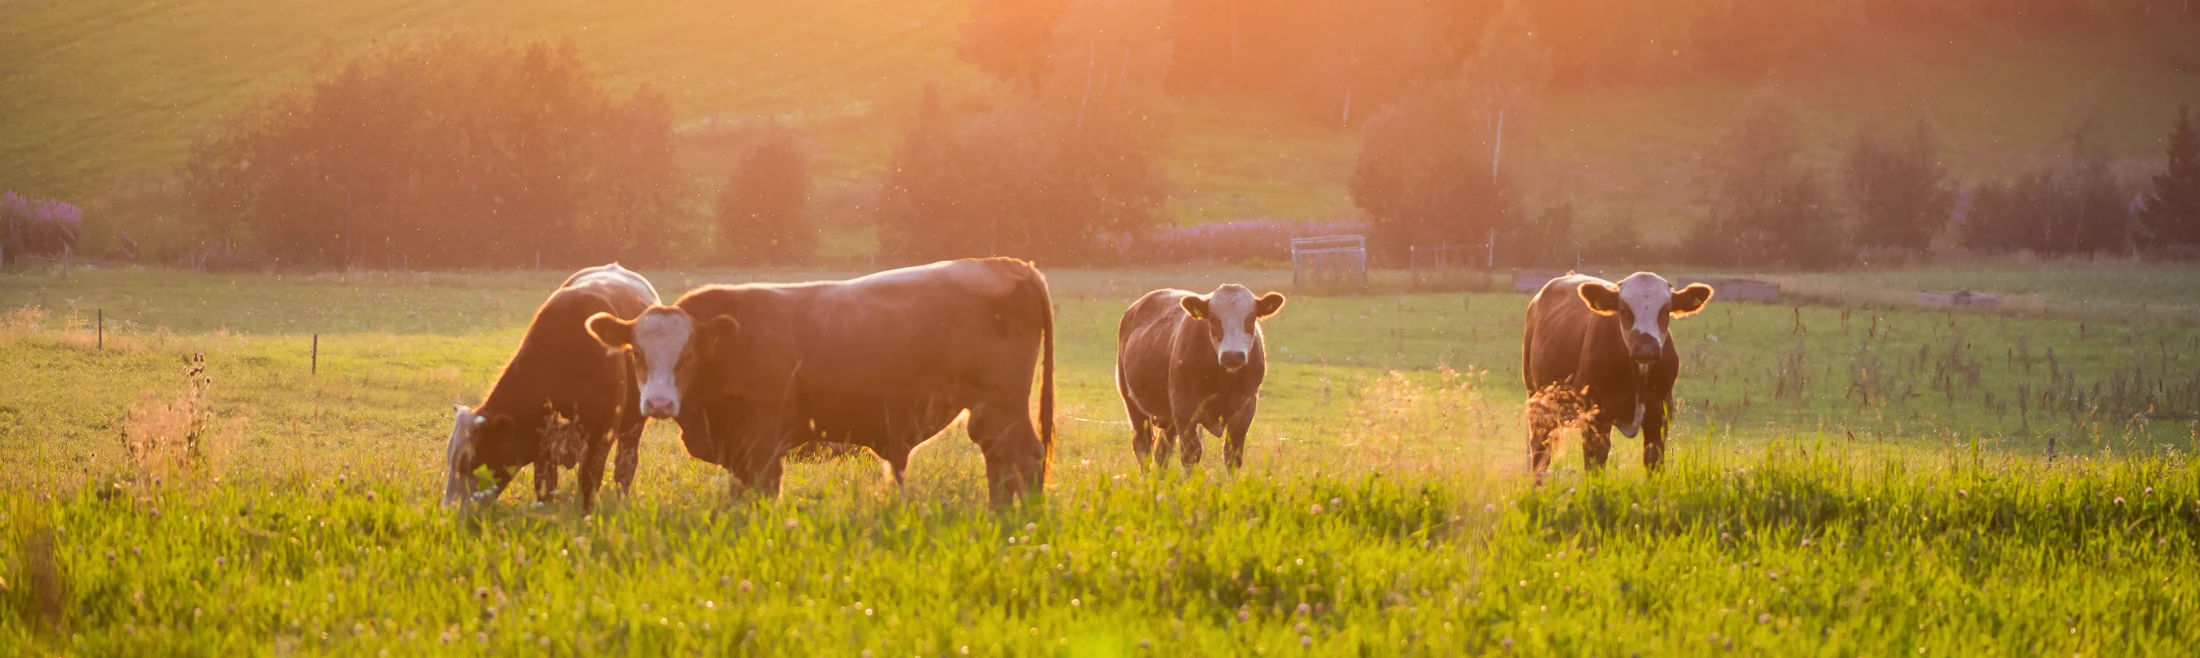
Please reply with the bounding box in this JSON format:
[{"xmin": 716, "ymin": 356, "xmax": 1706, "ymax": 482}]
[{"xmin": 4, "ymin": 1, "xmax": 2198, "ymax": 246}]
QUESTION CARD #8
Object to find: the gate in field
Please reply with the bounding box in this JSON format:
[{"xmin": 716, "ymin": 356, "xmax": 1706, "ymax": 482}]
[
  {"xmin": 1290, "ymin": 235, "xmax": 1368, "ymax": 290},
  {"xmin": 1407, "ymin": 243, "xmax": 1491, "ymax": 290}
]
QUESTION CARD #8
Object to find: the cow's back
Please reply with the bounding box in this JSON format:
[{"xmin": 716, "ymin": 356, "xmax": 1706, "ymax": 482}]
[
  {"xmin": 683, "ymin": 258, "xmax": 1049, "ymax": 397},
  {"xmin": 561, "ymin": 263, "xmax": 660, "ymax": 308},
  {"xmin": 491, "ymin": 288, "xmax": 626, "ymax": 401},
  {"xmin": 1522, "ymin": 274, "xmax": 1611, "ymax": 391}
]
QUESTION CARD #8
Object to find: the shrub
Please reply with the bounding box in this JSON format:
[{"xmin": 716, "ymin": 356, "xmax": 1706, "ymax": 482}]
[
  {"xmin": 179, "ymin": 35, "xmax": 685, "ymax": 270},
  {"xmin": 0, "ymin": 191, "xmax": 84, "ymax": 264},
  {"xmin": 1846, "ymin": 118, "xmax": 1953, "ymax": 254},
  {"xmin": 715, "ymin": 123, "xmax": 816, "ymax": 266},
  {"xmin": 1350, "ymin": 2, "xmax": 1547, "ymax": 262},
  {"xmin": 1687, "ymin": 96, "xmax": 1846, "ymax": 269}
]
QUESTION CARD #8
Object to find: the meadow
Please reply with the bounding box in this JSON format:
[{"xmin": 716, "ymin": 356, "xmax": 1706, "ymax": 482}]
[{"xmin": 2, "ymin": 262, "xmax": 2197, "ymax": 654}]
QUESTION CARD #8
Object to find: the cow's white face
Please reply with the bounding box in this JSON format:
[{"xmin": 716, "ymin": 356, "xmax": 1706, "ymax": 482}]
[
  {"xmin": 589, "ymin": 307, "xmax": 738, "ymax": 420},
  {"xmin": 1181, "ymin": 285, "xmax": 1286, "ymax": 372},
  {"xmin": 442, "ymin": 405, "xmax": 486, "ymax": 506},
  {"xmin": 1579, "ymin": 273, "xmax": 1714, "ymax": 375}
]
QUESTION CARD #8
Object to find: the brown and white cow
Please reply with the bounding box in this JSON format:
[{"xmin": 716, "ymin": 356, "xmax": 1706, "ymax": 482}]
[
  {"xmin": 585, "ymin": 257, "xmax": 1055, "ymax": 504},
  {"xmin": 443, "ymin": 264, "xmax": 659, "ymax": 508},
  {"xmin": 1521, "ymin": 272, "xmax": 1712, "ymax": 478},
  {"xmin": 1115, "ymin": 285, "xmax": 1286, "ymax": 470}
]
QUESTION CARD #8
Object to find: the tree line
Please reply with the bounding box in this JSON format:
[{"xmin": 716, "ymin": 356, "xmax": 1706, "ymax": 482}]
[{"xmin": 145, "ymin": 1, "xmax": 2200, "ymax": 270}]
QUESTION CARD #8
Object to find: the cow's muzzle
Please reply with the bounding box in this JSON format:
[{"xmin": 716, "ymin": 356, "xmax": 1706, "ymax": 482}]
[
  {"xmin": 1219, "ymin": 350, "xmax": 1249, "ymax": 370},
  {"xmin": 642, "ymin": 396, "xmax": 680, "ymax": 420}
]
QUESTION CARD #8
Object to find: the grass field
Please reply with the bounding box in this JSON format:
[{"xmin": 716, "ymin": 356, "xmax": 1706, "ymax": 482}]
[
  {"xmin": 3, "ymin": 263, "xmax": 2197, "ymax": 653},
  {"xmin": 6, "ymin": 1, "xmax": 2200, "ymax": 248}
]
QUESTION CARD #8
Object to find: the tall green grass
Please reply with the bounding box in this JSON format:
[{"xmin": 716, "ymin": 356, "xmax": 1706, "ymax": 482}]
[{"xmin": 3, "ymin": 265, "xmax": 2198, "ymax": 653}]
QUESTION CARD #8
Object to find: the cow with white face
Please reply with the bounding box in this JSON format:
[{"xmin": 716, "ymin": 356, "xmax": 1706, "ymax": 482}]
[
  {"xmin": 1115, "ymin": 284, "xmax": 1287, "ymax": 470},
  {"xmin": 1521, "ymin": 272, "xmax": 1713, "ymax": 478},
  {"xmin": 588, "ymin": 258, "xmax": 1057, "ymax": 505}
]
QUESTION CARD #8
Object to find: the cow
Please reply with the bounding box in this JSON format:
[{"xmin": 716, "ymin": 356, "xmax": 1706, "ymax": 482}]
[
  {"xmin": 584, "ymin": 257, "xmax": 1055, "ymax": 504},
  {"xmin": 1521, "ymin": 272, "xmax": 1713, "ymax": 479},
  {"xmin": 1115, "ymin": 284, "xmax": 1286, "ymax": 471},
  {"xmin": 443, "ymin": 264, "xmax": 659, "ymax": 508}
]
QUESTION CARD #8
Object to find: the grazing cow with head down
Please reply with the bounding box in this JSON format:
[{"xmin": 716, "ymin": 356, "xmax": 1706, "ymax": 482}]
[
  {"xmin": 1522, "ymin": 272, "xmax": 1713, "ymax": 479},
  {"xmin": 586, "ymin": 257, "xmax": 1055, "ymax": 504},
  {"xmin": 1115, "ymin": 284, "xmax": 1286, "ymax": 470},
  {"xmin": 443, "ymin": 264, "xmax": 659, "ymax": 508}
]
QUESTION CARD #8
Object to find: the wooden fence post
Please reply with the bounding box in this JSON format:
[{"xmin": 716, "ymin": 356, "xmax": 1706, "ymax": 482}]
[
  {"xmin": 312, "ymin": 334, "xmax": 319, "ymax": 375},
  {"xmin": 97, "ymin": 309, "xmax": 103, "ymax": 349}
]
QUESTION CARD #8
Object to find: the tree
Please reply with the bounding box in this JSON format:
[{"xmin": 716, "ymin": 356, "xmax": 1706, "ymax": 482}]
[
  {"xmin": 715, "ymin": 123, "xmax": 815, "ymax": 266},
  {"xmin": 2146, "ymin": 104, "xmax": 2200, "ymax": 250},
  {"xmin": 1689, "ymin": 95, "xmax": 1845, "ymax": 269},
  {"xmin": 882, "ymin": 1, "xmax": 1173, "ymax": 266},
  {"xmin": 179, "ymin": 35, "xmax": 684, "ymax": 269},
  {"xmin": 1964, "ymin": 115, "xmax": 2129, "ymax": 255},
  {"xmin": 1350, "ymin": 1, "xmax": 1548, "ymax": 259},
  {"xmin": 1845, "ymin": 118, "xmax": 1953, "ymax": 254}
]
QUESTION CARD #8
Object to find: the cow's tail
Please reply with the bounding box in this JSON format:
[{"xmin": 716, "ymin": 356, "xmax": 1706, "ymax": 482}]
[{"xmin": 1023, "ymin": 264, "xmax": 1057, "ymax": 485}]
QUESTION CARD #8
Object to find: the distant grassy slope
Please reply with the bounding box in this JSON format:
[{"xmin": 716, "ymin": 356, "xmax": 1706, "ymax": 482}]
[
  {"xmin": 3, "ymin": 2, "xmax": 2197, "ymax": 233},
  {"xmin": 0, "ymin": 0, "xmax": 982, "ymax": 195}
]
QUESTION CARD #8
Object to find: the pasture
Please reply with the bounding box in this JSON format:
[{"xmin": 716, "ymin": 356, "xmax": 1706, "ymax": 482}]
[{"xmin": 2, "ymin": 263, "xmax": 2197, "ymax": 654}]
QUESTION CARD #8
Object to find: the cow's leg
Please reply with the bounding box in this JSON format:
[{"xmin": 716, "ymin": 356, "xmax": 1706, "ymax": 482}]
[
  {"xmin": 1583, "ymin": 420, "xmax": 1613, "ymax": 472},
  {"xmin": 1129, "ymin": 412, "xmax": 1157, "ymax": 471},
  {"xmin": 1526, "ymin": 407, "xmax": 1556, "ymax": 482},
  {"xmin": 1642, "ymin": 402, "xmax": 1669, "ymax": 471},
  {"xmin": 725, "ymin": 405, "xmax": 786, "ymax": 500},
  {"xmin": 755, "ymin": 455, "xmax": 787, "ymax": 496},
  {"xmin": 577, "ymin": 431, "xmax": 614, "ymax": 511},
  {"xmin": 1151, "ymin": 422, "xmax": 1179, "ymax": 474},
  {"xmin": 532, "ymin": 456, "xmax": 560, "ymax": 504},
  {"xmin": 1223, "ymin": 401, "xmax": 1256, "ymax": 471},
  {"xmin": 611, "ymin": 424, "xmax": 644, "ymax": 494},
  {"xmin": 876, "ymin": 443, "xmax": 913, "ymax": 487},
  {"xmin": 969, "ymin": 402, "xmax": 1046, "ymax": 504},
  {"xmin": 1177, "ymin": 422, "xmax": 1206, "ymax": 469},
  {"xmin": 489, "ymin": 466, "xmax": 518, "ymax": 500}
]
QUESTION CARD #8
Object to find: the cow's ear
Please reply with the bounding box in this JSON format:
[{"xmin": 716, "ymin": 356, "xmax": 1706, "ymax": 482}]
[
  {"xmin": 587, "ymin": 312, "xmax": 636, "ymax": 349},
  {"xmin": 1578, "ymin": 282, "xmax": 1623, "ymax": 316},
  {"xmin": 696, "ymin": 314, "xmax": 741, "ymax": 353},
  {"xmin": 1180, "ymin": 295, "xmax": 1210, "ymax": 320},
  {"xmin": 1671, "ymin": 283, "xmax": 1715, "ymax": 317},
  {"xmin": 1255, "ymin": 292, "xmax": 1287, "ymax": 319}
]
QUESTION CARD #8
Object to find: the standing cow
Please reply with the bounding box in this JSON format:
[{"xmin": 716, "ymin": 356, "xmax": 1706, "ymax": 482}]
[
  {"xmin": 1522, "ymin": 272, "xmax": 1712, "ymax": 478},
  {"xmin": 443, "ymin": 264, "xmax": 659, "ymax": 508},
  {"xmin": 1116, "ymin": 284, "xmax": 1286, "ymax": 470},
  {"xmin": 585, "ymin": 257, "xmax": 1055, "ymax": 504}
]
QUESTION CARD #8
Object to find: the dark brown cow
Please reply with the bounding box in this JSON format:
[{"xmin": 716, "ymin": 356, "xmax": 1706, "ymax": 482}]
[
  {"xmin": 1115, "ymin": 284, "xmax": 1286, "ymax": 470},
  {"xmin": 1521, "ymin": 272, "xmax": 1713, "ymax": 478},
  {"xmin": 586, "ymin": 258, "xmax": 1055, "ymax": 503},
  {"xmin": 443, "ymin": 264, "xmax": 658, "ymax": 508}
]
